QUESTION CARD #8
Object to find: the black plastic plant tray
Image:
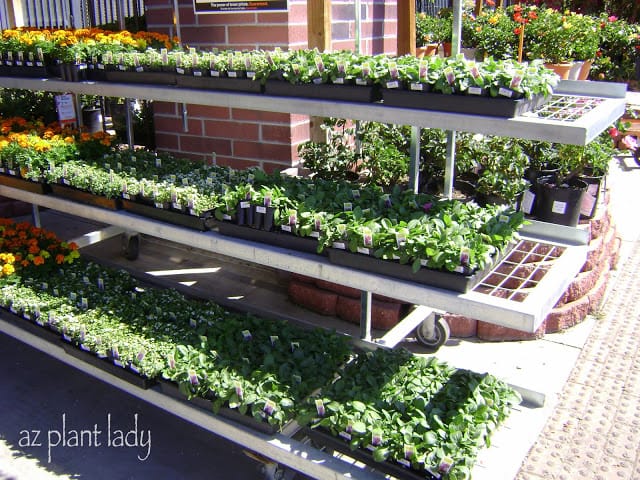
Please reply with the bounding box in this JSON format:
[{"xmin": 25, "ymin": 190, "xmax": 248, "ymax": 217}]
[
  {"xmin": 0, "ymin": 173, "xmax": 50, "ymax": 194},
  {"xmin": 121, "ymin": 199, "xmax": 215, "ymax": 231},
  {"xmin": 0, "ymin": 309, "xmax": 62, "ymax": 344},
  {"xmin": 265, "ymin": 80, "xmax": 381, "ymax": 103},
  {"xmin": 61, "ymin": 341, "xmax": 156, "ymax": 389},
  {"xmin": 304, "ymin": 427, "xmax": 439, "ymax": 480},
  {"xmin": 104, "ymin": 69, "xmax": 177, "ymax": 86},
  {"xmin": 381, "ymin": 89, "xmax": 548, "ymax": 118},
  {"xmin": 50, "ymin": 184, "xmax": 122, "ymax": 210},
  {"xmin": 175, "ymin": 74, "xmax": 264, "ymax": 93},
  {"xmin": 156, "ymin": 379, "xmax": 279, "ymax": 435},
  {"xmin": 327, "ymin": 244, "xmax": 513, "ymax": 293},
  {"xmin": 215, "ymin": 221, "xmax": 320, "ymax": 255}
]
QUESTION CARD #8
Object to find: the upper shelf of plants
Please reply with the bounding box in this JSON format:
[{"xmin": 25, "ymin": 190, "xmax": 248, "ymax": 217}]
[{"xmin": 0, "ymin": 28, "xmax": 627, "ymax": 145}]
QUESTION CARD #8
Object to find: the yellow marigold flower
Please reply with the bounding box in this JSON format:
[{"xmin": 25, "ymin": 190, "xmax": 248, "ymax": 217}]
[
  {"xmin": 2, "ymin": 263, "xmax": 15, "ymax": 276},
  {"xmin": 64, "ymin": 136, "xmax": 75, "ymax": 144}
]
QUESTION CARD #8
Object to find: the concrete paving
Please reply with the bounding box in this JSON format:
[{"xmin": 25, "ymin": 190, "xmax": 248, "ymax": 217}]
[{"xmin": 0, "ymin": 152, "xmax": 638, "ymax": 479}]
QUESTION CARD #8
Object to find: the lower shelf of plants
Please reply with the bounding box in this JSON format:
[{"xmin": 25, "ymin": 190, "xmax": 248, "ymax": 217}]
[{"xmin": 0, "ymin": 218, "xmax": 522, "ymax": 479}]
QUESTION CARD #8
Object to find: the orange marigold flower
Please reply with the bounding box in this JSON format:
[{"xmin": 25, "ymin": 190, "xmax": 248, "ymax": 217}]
[
  {"xmin": 33, "ymin": 255, "xmax": 45, "ymax": 266},
  {"xmin": 28, "ymin": 244, "xmax": 40, "ymax": 254},
  {"xmin": 55, "ymin": 254, "xmax": 65, "ymax": 264}
]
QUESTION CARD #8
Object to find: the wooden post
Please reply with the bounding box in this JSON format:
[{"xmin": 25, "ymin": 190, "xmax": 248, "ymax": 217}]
[
  {"xmin": 397, "ymin": 0, "xmax": 415, "ymax": 56},
  {"xmin": 474, "ymin": 0, "xmax": 482, "ymax": 17},
  {"xmin": 307, "ymin": 1, "xmax": 331, "ymax": 143},
  {"xmin": 307, "ymin": 0, "xmax": 331, "ymax": 52}
]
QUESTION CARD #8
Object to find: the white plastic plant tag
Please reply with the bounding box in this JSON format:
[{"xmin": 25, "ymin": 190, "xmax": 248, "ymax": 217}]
[
  {"xmin": 522, "ymin": 190, "xmax": 535, "ymax": 214},
  {"xmin": 552, "ymin": 200, "xmax": 567, "ymax": 214}
]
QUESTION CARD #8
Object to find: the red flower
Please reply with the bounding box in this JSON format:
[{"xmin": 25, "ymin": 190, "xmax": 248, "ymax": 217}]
[
  {"xmin": 55, "ymin": 254, "xmax": 65, "ymax": 264},
  {"xmin": 608, "ymin": 127, "xmax": 619, "ymax": 138},
  {"xmin": 608, "ymin": 15, "xmax": 617, "ymax": 22},
  {"xmin": 33, "ymin": 256, "xmax": 45, "ymax": 266},
  {"xmin": 514, "ymin": 27, "xmax": 522, "ymax": 35},
  {"xmin": 485, "ymin": 0, "xmax": 495, "ymax": 6}
]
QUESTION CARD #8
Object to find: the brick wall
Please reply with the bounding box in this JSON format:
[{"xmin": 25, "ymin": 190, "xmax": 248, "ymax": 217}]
[{"xmin": 145, "ymin": 0, "xmax": 399, "ymax": 170}]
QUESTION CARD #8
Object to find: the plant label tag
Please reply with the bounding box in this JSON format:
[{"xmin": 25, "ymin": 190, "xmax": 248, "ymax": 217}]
[
  {"xmin": 69, "ymin": 292, "xmax": 77, "ymax": 302},
  {"xmin": 339, "ymin": 431, "xmax": 351, "ymax": 440},
  {"xmin": 351, "ymin": 189, "xmax": 360, "ymax": 199},
  {"xmin": 581, "ymin": 190, "xmax": 597, "ymax": 216},
  {"xmin": 362, "ymin": 227, "xmax": 373, "ymax": 247},
  {"xmin": 263, "ymin": 400, "xmax": 276, "ymax": 415},
  {"xmin": 468, "ymin": 86, "xmax": 483, "ymax": 95},
  {"xmin": 355, "ymin": 78, "xmax": 368, "ymax": 86},
  {"xmin": 398, "ymin": 458, "xmax": 411, "ymax": 468},
  {"xmin": 343, "ymin": 202, "xmax": 353, "ymax": 212},
  {"xmin": 499, "ymin": 215, "xmax": 510, "ymax": 223},
  {"xmin": 357, "ymin": 247, "xmax": 370, "ymax": 255},
  {"xmin": 333, "ymin": 242, "xmax": 346, "ymax": 250},
  {"xmin": 189, "ymin": 369, "xmax": 199, "ymax": 385},
  {"xmin": 228, "ymin": 70, "xmax": 237, "ymax": 78},
  {"xmin": 234, "ymin": 381, "xmax": 244, "ymax": 399},
  {"xmin": 167, "ymin": 354, "xmax": 176, "ymax": 369},
  {"xmin": 386, "ymin": 80, "xmax": 400, "ymax": 89},
  {"xmin": 223, "ymin": 214, "xmax": 232, "ymax": 221},
  {"xmin": 498, "ymin": 87, "xmax": 514, "ymax": 98},
  {"xmin": 410, "ymin": 82, "xmax": 426, "ymax": 91},
  {"xmin": 396, "ymin": 232, "xmax": 407, "ymax": 248},
  {"xmin": 256, "ymin": 205, "xmax": 266, "ymax": 214},
  {"xmin": 80, "ymin": 344, "xmax": 90, "ymax": 352},
  {"xmin": 189, "ymin": 318, "xmax": 197, "ymax": 328},
  {"xmin": 290, "ymin": 341, "xmax": 300, "ymax": 352},
  {"xmin": 97, "ymin": 278, "xmax": 104, "ymax": 290},
  {"xmin": 62, "ymin": 333, "xmax": 72, "ymax": 342},
  {"xmin": 270, "ymin": 335, "xmax": 278, "ymax": 346},
  {"xmin": 310, "ymin": 231, "xmax": 320, "ymax": 238},
  {"xmin": 281, "ymin": 225, "xmax": 292, "ymax": 232},
  {"xmin": 288, "ymin": 211, "xmax": 297, "ymax": 226},
  {"xmin": 522, "ymin": 190, "xmax": 535, "ymax": 214},
  {"xmin": 552, "ymin": 200, "xmax": 567, "ymax": 214},
  {"xmin": 439, "ymin": 456, "xmax": 454, "ymax": 473},
  {"xmin": 371, "ymin": 430, "xmax": 383, "ymax": 446},
  {"xmin": 242, "ymin": 330, "xmax": 252, "ymax": 341},
  {"xmin": 292, "ymin": 374, "xmax": 301, "ymax": 384},
  {"xmin": 240, "ymin": 201, "xmax": 251, "ymax": 209},
  {"xmin": 333, "ymin": 77, "xmax": 345, "ymax": 84},
  {"xmin": 81, "ymin": 298, "xmax": 88, "ymax": 309},
  {"xmin": 315, "ymin": 399, "xmax": 325, "ymax": 417}
]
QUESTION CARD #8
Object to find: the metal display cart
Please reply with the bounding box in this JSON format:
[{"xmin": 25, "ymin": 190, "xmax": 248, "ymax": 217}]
[{"xmin": 0, "ymin": 72, "xmax": 627, "ymax": 478}]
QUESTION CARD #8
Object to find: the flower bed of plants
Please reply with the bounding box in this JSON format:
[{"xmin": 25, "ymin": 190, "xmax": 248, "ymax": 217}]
[{"xmin": 0, "ymin": 219, "xmax": 522, "ymax": 478}]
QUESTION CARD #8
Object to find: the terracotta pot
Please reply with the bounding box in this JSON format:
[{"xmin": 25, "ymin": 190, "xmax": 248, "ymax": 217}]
[
  {"xmin": 416, "ymin": 44, "xmax": 439, "ymax": 58},
  {"xmin": 442, "ymin": 42, "xmax": 452, "ymax": 57},
  {"xmin": 544, "ymin": 62, "xmax": 573, "ymax": 80}
]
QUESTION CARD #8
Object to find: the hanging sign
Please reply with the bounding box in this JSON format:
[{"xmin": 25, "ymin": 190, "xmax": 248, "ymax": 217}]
[
  {"xmin": 54, "ymin": 94, "xmax": 77, "ymax": 127},
  {"xmin": 194, "ymin": 0, "xmax": 287, "ymax": 14}
]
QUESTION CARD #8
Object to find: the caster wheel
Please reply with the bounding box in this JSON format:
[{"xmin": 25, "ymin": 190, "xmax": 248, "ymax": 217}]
[
  {"xmin": 415, "ymin": 315, "xmax": 450, "ymax": 352},
  {"xmin": 121, "ymin": 233, "xmax": 140, "ymax": 260},
  {"xmin": 634, "ymin": 147, "xmax": 640, "ymax": 167}
]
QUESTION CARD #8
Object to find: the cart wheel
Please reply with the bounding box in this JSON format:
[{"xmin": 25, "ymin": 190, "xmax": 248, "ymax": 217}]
[
  {"xmin": 121, "ymin": 233, "xmax": 140, "ymax": 260},
  {"xmin": 415, "ymin": 315, "xmax": 450, "ymax": 352},
  {"xmin": 634, "ymin": 147, "xmax": 640, "ymax": 167}
]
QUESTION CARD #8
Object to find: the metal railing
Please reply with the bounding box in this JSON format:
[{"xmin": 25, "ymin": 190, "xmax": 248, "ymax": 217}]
[{"xmin": 1, "ymin": 0, "xmax": 145, "ymax": 29}]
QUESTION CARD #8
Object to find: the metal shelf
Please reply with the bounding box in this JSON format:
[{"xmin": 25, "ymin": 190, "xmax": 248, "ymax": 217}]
[
  {"xmin": 0, "ymin": 76, "xmax": 627, "ymax": 145},
  {"xmin": 0, "ymin": 185, "xmax": 588, "ymax": 334}
]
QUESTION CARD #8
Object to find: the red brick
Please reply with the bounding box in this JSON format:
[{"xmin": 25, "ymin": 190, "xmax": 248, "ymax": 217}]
[
  {"xmin": 557, "ymin": 266, "xmax": 601, "ymax": 306},
  {"xmin": 205, "ymin": 120, "xmax": 260, "ymax": 140},
  {"xmin": 290, "ymin": 273, "xmax": 315, "ymax": 284},
  {"xmin": 187, "ymin": 105, "xmax": 231, "ymax": 120},
  {"xmin": 288, "ymin": 281, "xmax": 337, "ymax": 316},
  {"xmin": 233, "ymin": 141, "xmax": 296, "ymax": 163},
  {"xmin": 335, "ymin": 295, "xmax": 403, "ymax": 330},
  {"xmin": 215, "ymin": 156, "xmax": 261, "ymax": 171},
  {"xmin": 583, "ymin": 234, "xmax": 604, "ymax": 272},
  {"xmin": 609, "ymin": 236, "xmax": 622, "ymax": 270},
  {"xmin": 587, "ymin": 204, "xmax": 611, "ymax": 240},
  {"xmin": 153, "ymin": 102, "xmax": 178, "ymax": 115},
  {"xmin": 476, "ymin": 320, "xmax": 546, "ymax": 341},
  {"xmin": 588, "ymin": 270, "xmax": 610, "ymax": 313},
  {"xmin": 443, "ymin": 313, "xmax": 477, "ymax": 338},
  {"xmin": 180, "ymin": 26, "xmax": 226, "ymax": 46},
  {"xmin": 261, "ymin": 123, "xmax": 309, "ymax": 144},
  {"xmin": 229, "ymin": 26, "xmax": 288, "ymax": 44},
  {"xmin": 155, "ymin": 116, "xmax": 203, "ymax": 137},
  {"xmin": 155, "ymin": 134, "xmax": 180, "ymax": 151},
  {"xmin": 545, "ymin": 294, "xmax": 591, "ymax": 333},
  {"xmin": 315, "ymin": 279, "xmax": 360, "ymax": 298},
  {"xmin": 231, "ymin": 108, "xmax": 307, "ymax": 125},
  {"xmin": 180, "ymin": 136, "xmax": 232, "ymax": 156},
  {"xmin": 144, "ymin": 9, "xmax": 173, "ymax": 25}
]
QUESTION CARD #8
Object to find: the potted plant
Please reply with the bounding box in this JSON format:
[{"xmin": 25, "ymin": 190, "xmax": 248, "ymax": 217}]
[
  {"xmin": 533, "ymin": 143, "xmax": 590, "ymax": 226},
  {"xmin": 476, "ymin": 138, "xmax": 530, "ymax": 207}
]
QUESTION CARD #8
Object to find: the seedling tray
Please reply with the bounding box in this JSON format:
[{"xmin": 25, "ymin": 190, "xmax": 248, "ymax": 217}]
[
  {"xmin": 104, "ymin": 69, "xmax": 177, "ymax": 86},
  {"xmin": 381, "ymin": 89, "xmax": 548, "ymax": 118},
  {"xmin": 265, "ymin": 80, "xmax": 381, "ymax": 103},
  {"xmin": 327, "ymin": 244, "xmax": 514, "ymax": 293},
  {"xmin": 50, "ymin": 184, "xmax": 122, "ymax": 210},
  {"xmin": 176, "ymin": 74, "xmax": 264, "ymax": 93},
  {"xmin": 215, "ymin": 221, "xmax": 320, "ymax": 254},
  {"xmin": 61, "ymin": 341, "xmax": 157, "ymax": 390},
  {"xmin": 156, "ymin": 379, "xmax": 279, "ymax": 435},
  {"xmin": 0, "ymin": 173, "xmax": 50, "ymax": 194},
  {"xmin": 304, "ymin": 427, "xmax": 438, "ymax": 480},
  {"xmin": 0, "ymin": 309, "xmax": 62, "ymax": 344},
  {"xmin": 122, "ymin": 198, "xmax": 215, "ymax": 231}
]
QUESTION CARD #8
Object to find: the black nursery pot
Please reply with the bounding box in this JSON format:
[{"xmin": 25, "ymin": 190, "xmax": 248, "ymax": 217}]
[{"xmin": 535, "ymin": 175, "xmax": 588, "ymax": 227}]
